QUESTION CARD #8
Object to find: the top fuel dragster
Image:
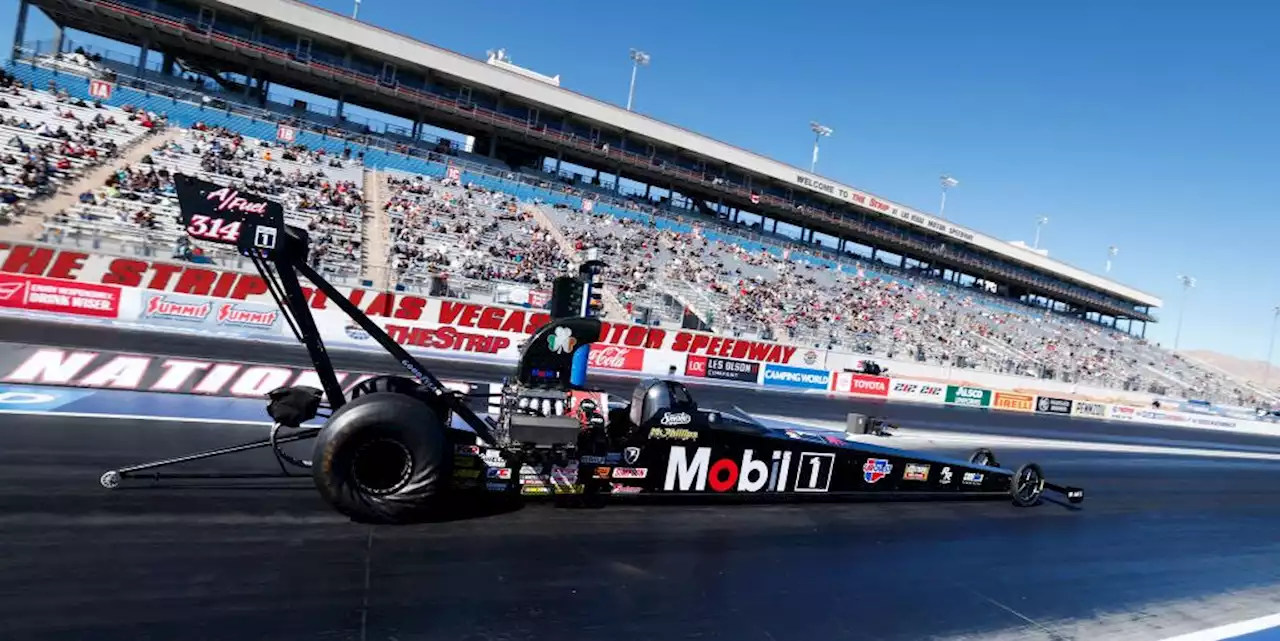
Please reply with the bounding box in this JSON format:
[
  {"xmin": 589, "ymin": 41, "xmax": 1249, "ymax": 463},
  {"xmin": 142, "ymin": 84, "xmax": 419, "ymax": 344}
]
[{"xmin": 98, "ymin": 176, "xmax": 1084, "ymax": 524}]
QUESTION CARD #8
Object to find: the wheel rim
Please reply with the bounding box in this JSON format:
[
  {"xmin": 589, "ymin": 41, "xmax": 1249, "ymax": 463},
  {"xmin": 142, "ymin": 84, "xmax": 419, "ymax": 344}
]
[
  {"xmin": 1015, "ymin": 468, "xmax": 1042, "ymax": 502},
  {"xmin": 350, "ymin": 438, "xmax": 413, "ymax": 496}
]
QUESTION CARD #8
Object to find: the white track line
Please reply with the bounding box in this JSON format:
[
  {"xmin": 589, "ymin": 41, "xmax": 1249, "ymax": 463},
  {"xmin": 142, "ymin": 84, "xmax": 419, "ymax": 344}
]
[
  {"xmin": 1158, "ymin": 612, "xmax": 1280, "ymax": 641},
  {"xmin": 757, "ymin": 414, "xmax": 1280, "ymax": 463}
]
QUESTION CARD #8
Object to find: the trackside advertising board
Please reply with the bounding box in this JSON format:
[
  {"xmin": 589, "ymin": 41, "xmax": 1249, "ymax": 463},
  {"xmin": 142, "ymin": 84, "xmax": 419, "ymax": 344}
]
[
  {"xmin": 946, "ymin": 385, "xmax": 991, "ymax": 407},
  {"xmin": 830, "ymin": 371, "xmax": 890, "ymax": 396},
  {"xmin": 887, "ymin": 379, "xmax": 947, "ymax": 403},
  {"xmin": 1035, "ymin": 396, "xmax": 1074, "ymax": 415},
  {"xmin": 1072, "ymin": 401, "xmax": 1107, "ymax": 418},
  {"xmin": 0, "ymin": 272, "xmax": 120, "ymax": 318},
  {"xmin": 685, "ymin": 355, "xmax": 760, "ymax": 383},
  {"xmin": 139, "ymin": 292, "xmax": 283, "ymax": 337},
  {"xmin": 992, "ymin": 392, "xmax": 1034, "ymax": 412},
  {"xmin": 762, "ymin": 364, "xmax": 831, "ymax": 390}
]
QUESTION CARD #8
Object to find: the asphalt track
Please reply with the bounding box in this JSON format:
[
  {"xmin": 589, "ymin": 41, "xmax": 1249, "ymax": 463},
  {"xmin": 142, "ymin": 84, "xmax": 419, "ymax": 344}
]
[{"xmin": 5, "ymin": 317, "xmax": 1280, "ymax": 640}]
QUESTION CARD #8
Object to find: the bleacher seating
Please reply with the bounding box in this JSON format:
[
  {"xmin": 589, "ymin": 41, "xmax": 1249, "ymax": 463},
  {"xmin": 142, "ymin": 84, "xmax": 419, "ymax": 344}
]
[{"xmin": 5, "ymin": 55, "xmax": 1270, "ymax": 407}]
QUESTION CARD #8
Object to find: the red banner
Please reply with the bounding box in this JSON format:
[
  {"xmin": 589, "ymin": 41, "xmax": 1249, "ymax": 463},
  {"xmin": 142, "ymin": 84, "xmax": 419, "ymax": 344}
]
[
  {"xmin": 588, "ymin": 345, "xmax": 645, "ymax": 371},
  {"xmin": 0, "ymin": 273, "xmax": 120, "ymax": 318},
  {"xmin": 831, "ymin": 371, "xmax": 890, "ymax": 397},
  {"xmin": 685, "ymin": 355, "xmax": 708, "ymax": 377}
]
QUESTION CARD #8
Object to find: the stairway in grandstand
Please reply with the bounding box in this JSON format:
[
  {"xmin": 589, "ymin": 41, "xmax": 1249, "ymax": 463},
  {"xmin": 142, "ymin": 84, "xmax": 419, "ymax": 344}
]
[
  {"xmin": 525, "ymin": 203, "xmax": 629, "ymax": 320},
  {"xmin": 361, "ymin": 169, "xmax": 392, "ymax": 291}
]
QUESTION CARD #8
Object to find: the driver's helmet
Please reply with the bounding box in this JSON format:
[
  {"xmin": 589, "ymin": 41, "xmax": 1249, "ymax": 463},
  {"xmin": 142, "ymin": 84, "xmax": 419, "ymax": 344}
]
[{"xmin": 629, "ymin": 378, "xmax": 696, "ymax": 426}]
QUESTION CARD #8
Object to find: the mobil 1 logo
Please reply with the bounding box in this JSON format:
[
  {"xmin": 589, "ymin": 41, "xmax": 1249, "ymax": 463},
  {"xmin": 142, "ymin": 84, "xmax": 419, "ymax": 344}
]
[{"xmin": 794, "ymin": 452, "xmax": 835, "ymax": 492}]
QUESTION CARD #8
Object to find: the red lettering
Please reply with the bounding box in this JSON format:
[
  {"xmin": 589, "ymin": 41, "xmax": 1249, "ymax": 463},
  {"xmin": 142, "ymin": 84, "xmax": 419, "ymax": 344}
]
[
  {"xmin": 644, "ymin": 328, "xmax": 666, "ymax": 349},
  {"xmin": 1, "ymin": 245, "xmax": 54, "ymax": 275},
  {"xmin": 459, "ymin": 304, "xmax": 480, "ymax": 327},
  {"xmin": 688, "ymin": 333, "xmax": 710, "ymax": 355},
  {"xmin": 477, "ymin": 306, "xmax": 505, "ymax": 331},
  {"xmin": 348, "ymin": 289, "xmax": 366, "ymax": 308},
  {"xmin": 708, "ymin": 459, "xmax": 739, "ymax": 492},
  {"xmin": 707, "ymin": 337, "xmax": 721, "ymax": 356},
  {"xmin": 777, "ymin": 346, "xmax": 797, "ymax": 364},
  {"xmin": 174, "ymin": 267, "xmax": 216, "ymax": 296},
  {"xmin": 307, "ymin": 288, "xmax": 328, "ymax": 310},
  {"xmin": 493, "ymin": 336, "xmax": 511, "ymax": 352},
  {"xmin": 747, "ymin": 342, "xmax": 770, "ymax": 361},
  {"xmin": 46, "ymin": 251, "xmax": 87, "ymax": 280},
  {"xmin": 527, "ymin": 313, "xmax": 550, "ymax": 334},
  {"xmin": 438, "ymin": 300, "xmax": 466, "ymax": 325},
  {"xmin": 146, "ymin": 263, "xmax": 183, "ymax": 290},
  {"xmin": 385, "ymin": 325, "xmax": 408, "ymax": 342},
  {"xmin": 365, "ymin": 293, "xmax": 394, "ymax": 317},
  {"xmin": 211, "ymin": 270, "xmax": 238, "ymax": 298},
  {"xmin": 624, "ymin": 326, "xmax": 645, "ymax": 347},
  {"xmin": 102, "ymin": 258, "xmax": 146, "ymax": 287},
  {"xmin": 229, "ymin": 275, "xmax": 267, "ymax": 300},
  {"xmin": 394, "ymin": 296, "xmax": 425, "ymax": 321},
  {"xmin": 730, "ymin": 340, "xmax": 748, "ymax": 359},
  {"xmin": 717, "ymin": 339, "xmax": 734, "ymax": 357},
  {"xmin": 496, "ymin": 309, "xmax": 523, "ymax": 333}
]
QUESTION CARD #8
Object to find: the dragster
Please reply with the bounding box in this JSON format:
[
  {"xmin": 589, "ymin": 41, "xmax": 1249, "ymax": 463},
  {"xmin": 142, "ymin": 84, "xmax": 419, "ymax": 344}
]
[{"xmin": 98, "ymin": 175, "xmax": 1085, "ymax": 524}]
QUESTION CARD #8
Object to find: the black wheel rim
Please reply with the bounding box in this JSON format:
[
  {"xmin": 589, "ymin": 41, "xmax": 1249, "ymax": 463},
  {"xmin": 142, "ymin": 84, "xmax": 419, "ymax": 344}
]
[
  {"xmin": 1015, "ymin": 468, "xmax": 1041, "ymax": 502},
  {"xmin": 350, "ymin": 438, "xmax": 413, "ymax": 496}
]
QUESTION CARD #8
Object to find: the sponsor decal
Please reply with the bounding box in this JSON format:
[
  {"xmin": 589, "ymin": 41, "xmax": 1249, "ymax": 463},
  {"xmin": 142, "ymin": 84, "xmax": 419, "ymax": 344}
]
[
  {"xmin": 453, "ymin": 455, "xmax": 478, "ymax": 468},
  {"xmin": 692, "ymin": 356, "xmax": 761, "ymax": 383},
  {"xmin": 0, "ymin": 273, "xmax": 120, "ymax": 318},
  {"xmin": 762, "ymin": 364, "xmax": 831, "ymax": 390},
  {"xmin": 485, "ymin": 468, "xmax": 512, "ymax": 480},
  {"xmin": 888, "ymin": 380, "xmax": 946, "ymax": 402},
  {"xmin": 579, "ymin": 454, "xmax": 620, "ymax": 465},
  {"xmin": 663, "ymin": 446, "xmax": 831, "ymax": 493},
  {"xmin": 610, "ymin": 484, "xmax": 643, "ymax": 494},
  {"xmin": 548, "ymin": 327, "xmax": 578, "ymax": 354},
  {"xmin": 1109, "ymin": 405, "xmax": 1137, "ymax": 420},
  {"xmin": 832, "ymin": 372, "xmax": 890, "ymax": 397},
  {"xmin": 344, "ymin": 325, "xmax": 370, "ymax": 341},
  {"xmin": 993, "ymin": 392, "xmax": 1034, "ymax": 412},
  {"xmin": 862, "ymin": 458, "xmax": 893, "ymax": 484},
  {"xmin": 802, "ymin": 350, "xmax": 819, "ymax": 365},
  {"xmin": 659, "ymin": 411, "xmax": 693, "ymax": 426},
  {"xmin": 962, "ymin": 472, "xmax": 984, "ymax": 485},
  {"xmin": 480, "ymin": 449, "xmax": 507, "ymax": 466},
  {"xmin": 587, "ymin": 345, "xmax": 645, "ymax": 371},
  {"xmin": 485, "ymin": 482, "xmax": 509, "ymax": 492},
  {"xmin": 1035, "ymin": 396, "xmax": 1074, "ymax": 415},
  {"xmin": 649, "ymin": 427, "xmax": 697, "ymax": 441},
  {"xmin": 453, "ymin": 469, "xmax": 481, "ymax": 479},
  {"xmin": 903, "ymin": 463, "xmax": 930, "ymax": 481},
  {"xmin": 939, "ymin": 467, "xmax": 953, "ymax": 485},
  {"xmin": 612, "ymin": 467, "xmax": 648, "ymax": 479},
  {"xmin": 945, "ymin": 385, "xmax": 992, "ymax": 407},
  {"xmin": 216, "ymin": 303, "xmax": 277, "ymax": 328},
  {"xmin": 144, "ymin": 295, "xmax": 210, "ymax": 322},
  {"xmin": 623, "ymin": 447, "xmax": 641, "ymax": 465},
  {"xmin": 454, "ymin": 444, "xmax": 481, "ymax": 455},
  {"xmin": 593, "ymin": 466, "xmax": 612, "ymax": 480},
  {"xmin": 0, "ymin": 345, "xmax": 480, "ymax": 401},
  {"xmin": 521, "ymin": 485, "xmax": 552, "ymax": 496}
]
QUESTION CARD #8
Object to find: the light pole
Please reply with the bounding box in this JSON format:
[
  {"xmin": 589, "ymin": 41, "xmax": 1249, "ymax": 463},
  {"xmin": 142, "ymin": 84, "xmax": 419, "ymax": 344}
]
[
  {"xmin": 1266, "ymin": 306, "xmax": 1280, "ymax": 388},
  {"xmin": 626, "ymin": 49, "xmax": 650, "ymax": 111},
  {"xmin": 809, "ymin": 121, "xmax": 832, "ymax": 173},
  {"xmin": 352, "ymin": 0, "xmax": 361, "ymax": 19},
  {"xmin": 1106, "ymin": 245, "xmax": 1118, "ymax": 273},
  {"xmin": 939, "ymin": 175, "xmax": 959, "ymax": 218},
  {"xmin": 1032, "ymin": 216, "xmax": 1049, "ymax": 250},
  {"xmin": 1173, "ymin": 274, "xmax": 1196, "ymax": 352}
]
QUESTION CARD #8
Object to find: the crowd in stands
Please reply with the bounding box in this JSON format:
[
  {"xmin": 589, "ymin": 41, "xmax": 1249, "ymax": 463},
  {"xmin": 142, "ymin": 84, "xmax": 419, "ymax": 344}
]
[{"xmin": 7, "ymin": 72, "xmax": 1266, "ymax": 407}]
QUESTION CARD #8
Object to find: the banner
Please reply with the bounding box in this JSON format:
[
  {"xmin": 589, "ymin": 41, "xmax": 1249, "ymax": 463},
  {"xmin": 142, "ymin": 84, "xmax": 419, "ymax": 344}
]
[
  {"xmin": 0, "ymin": 273, "xmax": 120, "ymax": 319},
  {"xmin": 762, "ymin": 364, "xmax": 831, "ymax": 390},
  {"xmin": 992, "ymin": 392, "xmax": 1034, "ymax": 412},
  {"xmin": 139, "ymin": 292, "xmax": 282, "ymax": 337},
  {"xmin": 1108, "ymin": 405, "xmax": 1138, "ymax": 421},
  {"xmin": 1034, "ymin": 396, "xmax": 1073, "ymax": 415},
  {"xmin": 1072, "ymin": 401, "xmax": 1107, "ymax": 418},
  {"xmin": 586, "ymin": 345, "xmax": 645, "ymax": 371},
  {"xmin": 946, "ymin": 385, "xmax": 991, "ymax": 408},
  {"xmin": 685, "ymin": 355, "xmax": 760, "ymax": 383},
  {"xmin": 887, "ymin": 379, "xmax": 946, "ymax": 403},
  {"xmin": 0, "ymin": 345, "xmax": 483, "ymax": 404},
  {"xmin": 830, "ymin": 371, "xmax": 889, "ymax": 397}
]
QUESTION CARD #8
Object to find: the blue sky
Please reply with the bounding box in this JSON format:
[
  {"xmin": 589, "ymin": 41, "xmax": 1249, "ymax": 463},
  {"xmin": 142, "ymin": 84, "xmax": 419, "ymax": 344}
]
[{"xmin": 4, "ymin": 0, "xmax": 1279, "ymax": 361}]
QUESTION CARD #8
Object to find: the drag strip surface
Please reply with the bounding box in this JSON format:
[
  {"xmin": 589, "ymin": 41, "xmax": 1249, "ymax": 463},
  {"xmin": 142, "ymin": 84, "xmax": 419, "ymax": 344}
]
[
  {"xmin": 3, "ymin": 315, "xmax": 1279, "ymax": 453},
  {"xmin": 4, "ymin": 412, "xmax": 1280, "ymax": 641}
]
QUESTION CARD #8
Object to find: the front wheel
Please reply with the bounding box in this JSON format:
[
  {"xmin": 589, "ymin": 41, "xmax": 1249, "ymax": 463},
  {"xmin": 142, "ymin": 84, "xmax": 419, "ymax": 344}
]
[
  {"xmin": 1010, "ymin": 463, "xmax": 1045, "ymax": 507},
  {"xmin": 312, "ymin": 392, "xmax": 446, "ymax": 524}
]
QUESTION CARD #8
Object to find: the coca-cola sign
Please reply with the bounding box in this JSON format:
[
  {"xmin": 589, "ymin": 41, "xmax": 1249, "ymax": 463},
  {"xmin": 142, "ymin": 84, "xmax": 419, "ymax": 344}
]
[{"xmin": 588, "ymin": 346, "xmax": 645, "ymax": 371}]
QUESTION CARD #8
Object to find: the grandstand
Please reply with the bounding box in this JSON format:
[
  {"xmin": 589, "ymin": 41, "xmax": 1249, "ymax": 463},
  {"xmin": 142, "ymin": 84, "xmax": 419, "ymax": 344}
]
[{"xmin": 2, "ymin": 1, "xmax": 1274, "ymax": 407}]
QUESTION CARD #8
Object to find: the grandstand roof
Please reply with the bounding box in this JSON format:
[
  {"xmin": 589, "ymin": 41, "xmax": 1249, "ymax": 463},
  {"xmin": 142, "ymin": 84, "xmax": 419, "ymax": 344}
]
[{"xmin": 37, "ymin": 0, "xmax": 1161, "ymax": 311}]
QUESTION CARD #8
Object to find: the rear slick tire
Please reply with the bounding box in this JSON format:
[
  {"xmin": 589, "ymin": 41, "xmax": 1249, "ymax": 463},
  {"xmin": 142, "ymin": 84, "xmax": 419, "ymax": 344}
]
[{"xmin": 312, "ymin": 392, "xmax": 446, "ymax": 524}]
